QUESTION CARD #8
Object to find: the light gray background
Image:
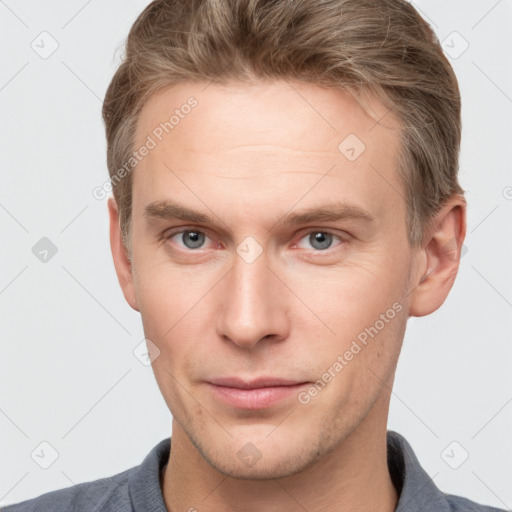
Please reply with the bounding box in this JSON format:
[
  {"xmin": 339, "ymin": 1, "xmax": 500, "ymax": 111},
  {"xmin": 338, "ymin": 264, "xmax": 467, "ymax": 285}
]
[{"xmin": 1, "ymin": 0, "xmax": 511, "ymax": 508}]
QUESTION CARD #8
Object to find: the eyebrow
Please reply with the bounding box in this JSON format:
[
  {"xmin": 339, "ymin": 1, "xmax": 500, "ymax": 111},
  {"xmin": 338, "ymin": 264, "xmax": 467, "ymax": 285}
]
[
  {"xmin": 145, "ymin": 200, "xmax": 212, "ymax": 224},
  {"xmin": 144, "ymin": 199, "xmax": 375, "ymax": 229}
]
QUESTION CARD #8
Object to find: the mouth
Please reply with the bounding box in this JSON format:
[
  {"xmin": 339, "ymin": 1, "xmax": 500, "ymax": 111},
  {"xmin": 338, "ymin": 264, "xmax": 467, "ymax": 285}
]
[{"xmin": 206, "ymin": 377, "xmax": 310, "ymax": 410}]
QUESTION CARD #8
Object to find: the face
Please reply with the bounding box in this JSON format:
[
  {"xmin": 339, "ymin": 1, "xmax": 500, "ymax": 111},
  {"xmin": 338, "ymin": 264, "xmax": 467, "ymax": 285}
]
[{"xmin": 116, "ymin": 80, "xmax": 423, "ymax": 478}]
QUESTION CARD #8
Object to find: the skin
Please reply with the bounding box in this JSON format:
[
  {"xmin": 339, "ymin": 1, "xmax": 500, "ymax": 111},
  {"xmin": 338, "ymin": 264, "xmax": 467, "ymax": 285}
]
[{"xmin": 108, "ymin": 80, "xmax": 466, "ymax": 512}]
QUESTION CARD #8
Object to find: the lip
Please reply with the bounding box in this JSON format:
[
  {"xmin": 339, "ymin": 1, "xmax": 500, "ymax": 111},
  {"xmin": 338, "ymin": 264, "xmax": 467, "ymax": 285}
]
[{"xmin": 206, "ymin": 377, "xmax": 309, "ymax": 409}]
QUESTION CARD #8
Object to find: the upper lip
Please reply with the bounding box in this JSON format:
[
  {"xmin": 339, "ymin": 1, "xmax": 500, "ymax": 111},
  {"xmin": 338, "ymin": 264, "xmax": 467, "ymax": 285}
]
[{"xmin": 208, "ymin": 377, "xmax": 307, "ymax": 389}]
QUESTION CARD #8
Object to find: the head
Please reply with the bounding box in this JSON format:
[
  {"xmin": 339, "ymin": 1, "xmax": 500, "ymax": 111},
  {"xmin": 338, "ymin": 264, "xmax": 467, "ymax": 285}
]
[{"xmin": 104, "ymin": 0, "xmax": 466, "ymax": 479}]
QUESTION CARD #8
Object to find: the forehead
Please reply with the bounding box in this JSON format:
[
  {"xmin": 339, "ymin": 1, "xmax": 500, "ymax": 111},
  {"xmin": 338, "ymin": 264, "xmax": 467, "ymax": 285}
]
[
  {"xmin": 132, "ymin": 80, "xmax": 404, "ymax": 230},
  {"xmin": 135, "ymin": 80, "xmax": 399, "ymax": 153}
]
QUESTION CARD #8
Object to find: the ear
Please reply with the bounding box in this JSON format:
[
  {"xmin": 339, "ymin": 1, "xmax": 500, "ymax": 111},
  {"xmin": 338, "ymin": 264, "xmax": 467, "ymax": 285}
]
[
  {"xmin": 408, "ymin": 194, "xmax": 467, "ymax": 317},
  {"xmin": 108, "ymin": 197, "xmax": 139, "ymax": 312}
]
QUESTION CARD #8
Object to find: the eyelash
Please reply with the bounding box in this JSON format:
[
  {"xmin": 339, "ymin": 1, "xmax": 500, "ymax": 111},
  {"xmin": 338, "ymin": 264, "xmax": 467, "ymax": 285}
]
[{"xmin": 161, "ymin": 228, "xmax": 346, "ymax": 252}]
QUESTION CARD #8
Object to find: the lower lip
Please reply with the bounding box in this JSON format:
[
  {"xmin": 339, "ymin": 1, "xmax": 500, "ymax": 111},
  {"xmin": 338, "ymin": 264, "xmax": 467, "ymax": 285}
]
[{"xmin": 207, "ymin": 383, "xmax": 308, "ymax": 409}]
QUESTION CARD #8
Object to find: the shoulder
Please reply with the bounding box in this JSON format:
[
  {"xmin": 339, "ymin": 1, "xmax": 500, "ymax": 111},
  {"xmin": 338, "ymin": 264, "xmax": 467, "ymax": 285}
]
[
  {"xmin": 1, "ymin": 468, "xmax": 133, "ymax": 512},
  {"xmin": 443, "ymin": 493, "xmax": 507, "ymax": 512},
  {"xmin": 387, "ymin": 431, "xmax": 507, "ymax": 512},
  {"xmin": 2, "ymin": 438, "xmax": 170, "ymax": 512}
]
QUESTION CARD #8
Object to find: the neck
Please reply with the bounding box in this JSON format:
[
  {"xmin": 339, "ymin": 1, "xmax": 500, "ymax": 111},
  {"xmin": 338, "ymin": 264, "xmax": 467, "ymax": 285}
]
[{"xmin": 162, "ymin": 395, "xmax": 398, "ymax": 512}]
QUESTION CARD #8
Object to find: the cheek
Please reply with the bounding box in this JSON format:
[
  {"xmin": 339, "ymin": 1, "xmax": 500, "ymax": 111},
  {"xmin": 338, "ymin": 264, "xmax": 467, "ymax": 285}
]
[
  {"xmin": 133, "ymin": 251, "xmax": 214, "ymax": 324},
  {"xmin": 132, "ymin": 258, "xmax": 225, "ymax": 375},
  {"xmin": 285, "ymin": 256, "xmax": 406, "ymax": 334},
  {"xmin": 305, "ymin": 302, "xmax": 407, "ymax": 424},
  {"xmin": 284, "ymin": 253, "xmax": 409, "ymax": 397}
]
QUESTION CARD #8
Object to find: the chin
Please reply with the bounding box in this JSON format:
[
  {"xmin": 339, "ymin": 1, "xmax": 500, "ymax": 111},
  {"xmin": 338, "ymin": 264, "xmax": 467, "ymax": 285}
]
[
  {"xmin": 206, "ymin": 449, "xmax": 317, "ymax": 481},
  {"xmin": 189, "ymin": 425, "xmax": 333, "ymax": 481}
]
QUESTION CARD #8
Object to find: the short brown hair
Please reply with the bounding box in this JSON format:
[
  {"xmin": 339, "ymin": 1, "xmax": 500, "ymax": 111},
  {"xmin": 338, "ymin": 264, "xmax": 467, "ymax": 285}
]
[{"xmin": 102, "ymin": 0, "xmax": 463, "ymax": 251}]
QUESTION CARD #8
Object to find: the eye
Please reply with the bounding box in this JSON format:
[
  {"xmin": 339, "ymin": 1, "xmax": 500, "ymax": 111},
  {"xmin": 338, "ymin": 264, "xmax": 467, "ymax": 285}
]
[
  {"xmin": 295, "ymin": 231, "xmax": 343, "ymax": 251},
  {"xmin": 167, "ymin": 229, "xmax": 209, "ymax": 250}
]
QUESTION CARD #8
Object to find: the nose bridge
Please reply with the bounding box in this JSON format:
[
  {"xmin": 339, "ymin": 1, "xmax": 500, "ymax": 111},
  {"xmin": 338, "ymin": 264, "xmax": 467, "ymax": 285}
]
[{"xmin": 216, "ymin": 249, "xmax": 287, "ymax": 348}]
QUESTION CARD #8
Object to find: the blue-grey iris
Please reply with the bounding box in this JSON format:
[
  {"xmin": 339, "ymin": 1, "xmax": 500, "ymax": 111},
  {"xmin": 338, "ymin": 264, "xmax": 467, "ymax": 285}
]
[
  {"xmin": 182, "ymin": 231, "xmax": 205, "ymax": 249},
  {"xmin": 310, "ymin": 232, "xmax": 332, "ymax": 250}
]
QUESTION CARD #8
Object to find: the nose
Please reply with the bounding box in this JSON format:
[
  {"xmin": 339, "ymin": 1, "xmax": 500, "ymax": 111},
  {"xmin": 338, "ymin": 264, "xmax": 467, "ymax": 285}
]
[{"xmin": 216, "ymin": 248, "xmax": 290, "ymax": 349}]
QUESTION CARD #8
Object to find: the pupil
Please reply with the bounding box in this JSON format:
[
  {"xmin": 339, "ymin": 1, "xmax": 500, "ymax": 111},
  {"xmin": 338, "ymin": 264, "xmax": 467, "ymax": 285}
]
[
  {"xmin": 310, "ymin": 232, "xmax": 332, "ymax": 250},
  {"xmin": 183, "ymin": 231, "xmax": 204, "ymax": 249}
]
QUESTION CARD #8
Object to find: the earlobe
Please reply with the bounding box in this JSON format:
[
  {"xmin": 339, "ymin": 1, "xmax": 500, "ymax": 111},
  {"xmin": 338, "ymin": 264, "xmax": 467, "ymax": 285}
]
[
  {"xmin": 408, "ymin": 195, "xmax": 467, "ymax": 317},
  {"xmin": 107, "ymin": 197, "xmax": 140, "ymax": 312}
]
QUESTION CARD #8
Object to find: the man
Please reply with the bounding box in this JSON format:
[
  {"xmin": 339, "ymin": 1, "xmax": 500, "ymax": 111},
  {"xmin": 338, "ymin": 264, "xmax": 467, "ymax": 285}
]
[{"xmin": 4, "ymin": 0, "xmax": 506, "ymax": 510}]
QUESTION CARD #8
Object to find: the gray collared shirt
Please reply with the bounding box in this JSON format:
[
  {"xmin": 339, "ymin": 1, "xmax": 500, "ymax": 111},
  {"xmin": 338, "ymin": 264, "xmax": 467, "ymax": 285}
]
[{"xmin": 2, "ymin": 431, "xmax": 506, "ymax": 511}]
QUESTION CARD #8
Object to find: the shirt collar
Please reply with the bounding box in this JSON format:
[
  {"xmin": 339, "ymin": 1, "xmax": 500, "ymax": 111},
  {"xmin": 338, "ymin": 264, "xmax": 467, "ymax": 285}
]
[
  {"xmin": 128, "ymin": 431, "xmax": 448, "ymax": 511},
  {"xmin": 388, "ymin": 430, "xmax": 450, "ymax": 511}
]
